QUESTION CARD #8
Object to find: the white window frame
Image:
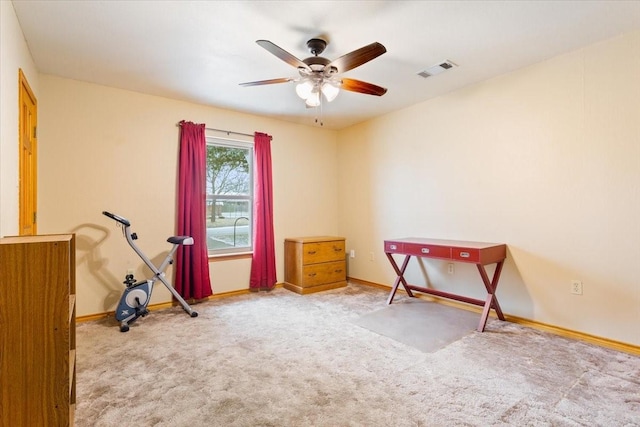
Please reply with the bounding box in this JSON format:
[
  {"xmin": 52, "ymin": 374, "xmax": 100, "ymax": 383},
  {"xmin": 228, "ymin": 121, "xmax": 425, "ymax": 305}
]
[{"xmin": 205, "ymin": 136, "xmax": 254, "ymax": 256}]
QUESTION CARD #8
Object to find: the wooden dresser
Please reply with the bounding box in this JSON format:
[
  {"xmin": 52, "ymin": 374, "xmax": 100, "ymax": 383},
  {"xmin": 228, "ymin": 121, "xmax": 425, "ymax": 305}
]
[
  {"xmin": 284, "ymin": 236, "xmax": 347, "ymax": 294},
  {"xmin": 0, "ymin": 234, "xmax": 76, "ymax": 426}
]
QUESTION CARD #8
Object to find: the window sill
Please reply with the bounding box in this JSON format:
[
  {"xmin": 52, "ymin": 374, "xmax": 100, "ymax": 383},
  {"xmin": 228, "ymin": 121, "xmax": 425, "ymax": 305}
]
[{"xmin": 208, "ymin": 252, "xmax": 253, "ymax": 262}]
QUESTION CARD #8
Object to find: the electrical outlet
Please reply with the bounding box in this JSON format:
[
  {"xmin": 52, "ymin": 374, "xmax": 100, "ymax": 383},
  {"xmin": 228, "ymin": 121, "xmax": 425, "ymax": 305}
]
[
  {"xmin": 369, "ymin": 251, "xmax": 375, "ymax": 261},
  {"xmin": 350, "ymin": 249, "xmax": 355, "ymax": 258},
  {"xmin": 571, "ymin": 280, "xmax": 583, "ymax": 295},
  {"xmin": 448, "ymin": 263, "xmax": 454, "ymax": 274}
]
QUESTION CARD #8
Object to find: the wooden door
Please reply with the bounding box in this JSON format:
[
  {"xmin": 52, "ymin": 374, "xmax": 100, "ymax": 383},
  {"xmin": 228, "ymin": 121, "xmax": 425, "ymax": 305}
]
[{"xmin": 18, "ymin": 69, "xmax": 37, "ymax": 235}]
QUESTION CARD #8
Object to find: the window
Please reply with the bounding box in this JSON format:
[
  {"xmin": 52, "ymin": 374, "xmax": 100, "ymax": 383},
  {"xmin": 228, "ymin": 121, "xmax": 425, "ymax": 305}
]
[{"xmin": 205, "ymin": 137, "xmax": 253, "ymax": 255}]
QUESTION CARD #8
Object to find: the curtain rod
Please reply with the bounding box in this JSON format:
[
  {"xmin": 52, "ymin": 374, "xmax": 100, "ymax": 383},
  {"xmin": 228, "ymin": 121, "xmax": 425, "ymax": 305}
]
[
  {"xmin": 205, "ymin": 127, "xmax": 254, "ymax": 138},
  {"xmin": 176, "ymin": 123, "xmax": 271, "ymax": 140}
]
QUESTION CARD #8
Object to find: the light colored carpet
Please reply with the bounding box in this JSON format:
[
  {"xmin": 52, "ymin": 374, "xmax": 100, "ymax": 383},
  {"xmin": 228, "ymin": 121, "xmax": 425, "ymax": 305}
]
[
  {"xmin": 75, "ymin": 283, "xmax": 640, "ymax": 426},
  {"xmin": 352, "ymin": 298, "xmax": 479, "ymax": 353}
]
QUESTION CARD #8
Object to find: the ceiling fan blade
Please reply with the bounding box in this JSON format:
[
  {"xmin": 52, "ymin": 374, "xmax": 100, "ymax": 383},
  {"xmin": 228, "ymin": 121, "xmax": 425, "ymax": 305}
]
[
  {"xmin": 327, "ymin": 42, "xmax": 386, "ymax": 74},
  {"xmin": 239, "ymin": 77, "xmax": 293, "ymax": 87},
  {"xmin": 256, "ymin": 40, "xmax": 311, "ymax": 71},
  {"xmin": 340, "ymin": 78, "xmax": 387, "ymax": 96}
]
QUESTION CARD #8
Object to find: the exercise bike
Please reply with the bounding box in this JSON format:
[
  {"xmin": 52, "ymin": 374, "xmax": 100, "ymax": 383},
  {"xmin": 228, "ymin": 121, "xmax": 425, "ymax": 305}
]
[{"xmin": 103, "ymin": 211, "xmax": 198, "ymax": 332}]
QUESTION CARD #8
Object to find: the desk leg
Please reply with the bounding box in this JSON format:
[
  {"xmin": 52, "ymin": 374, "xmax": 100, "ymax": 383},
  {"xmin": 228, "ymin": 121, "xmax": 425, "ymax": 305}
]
[
  {"xmin": 385, "ymin": 253, "xmax": 413, "ymax": 304},
  {"xmin": 476, "ymin": 261, "xmax": 505, "ymax": 332}
]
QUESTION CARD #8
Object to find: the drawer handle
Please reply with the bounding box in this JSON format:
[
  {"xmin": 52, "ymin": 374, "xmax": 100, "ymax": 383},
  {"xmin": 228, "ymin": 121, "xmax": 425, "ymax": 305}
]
[
  {"xmin": 308, "ymin": 273, "xmax": 317, "ymax": 277},
  {"xmin": 459, "ymin": 252, "xmax": 470, "ymax": 258},
  {"xmin": 334, "ymin": 247, "xmax": 343, "ymax": 252},
  {"xmin": 389, "ymin": 244, "xmax": 397, "ymax": 250},
  {"xmin": 335, "ymin": 269, "xmax": 343, "ymax": 273},
  {"xmin": 307, "ymin": 250, "xmax": 317, "ymax": 255},
  {"xmin": 421, "ymin": 248, "xmax": 430, "ymax": 254}
]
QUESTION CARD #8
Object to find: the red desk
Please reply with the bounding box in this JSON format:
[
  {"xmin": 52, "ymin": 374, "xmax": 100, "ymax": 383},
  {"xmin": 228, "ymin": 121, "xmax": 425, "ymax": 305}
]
[{"xmin": 384, "ymin": 238, "xmax": 507, "ymax": 332}]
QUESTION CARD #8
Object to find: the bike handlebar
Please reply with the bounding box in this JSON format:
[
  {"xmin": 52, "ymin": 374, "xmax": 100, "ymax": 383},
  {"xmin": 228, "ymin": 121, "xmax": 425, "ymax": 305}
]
[{"xmin": 102, "ymin": 211, "xmax": 131, "ymax": 227}]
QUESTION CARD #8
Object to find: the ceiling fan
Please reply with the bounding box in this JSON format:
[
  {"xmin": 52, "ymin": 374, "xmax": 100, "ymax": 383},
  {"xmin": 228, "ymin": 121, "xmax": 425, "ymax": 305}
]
[{"xmin": 239, "ymin": 38, "xmax": 387, "ymax": 108}]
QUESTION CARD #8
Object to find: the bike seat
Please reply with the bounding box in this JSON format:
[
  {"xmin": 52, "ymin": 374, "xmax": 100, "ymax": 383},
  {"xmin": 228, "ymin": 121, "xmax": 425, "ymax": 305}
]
[{"xmin": 167, "ymin": 236, "xmax": 194, "ymax": 246}]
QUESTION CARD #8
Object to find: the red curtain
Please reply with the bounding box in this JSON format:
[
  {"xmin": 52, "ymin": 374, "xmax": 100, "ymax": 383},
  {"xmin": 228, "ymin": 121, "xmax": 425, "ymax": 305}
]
[
  {"xmin": 175, "ymin": 120, "xmax": 213, "ymax": 299},
  {"xmin": 249, "ymin": 132, "xmax": 276, "ymax": 291}
]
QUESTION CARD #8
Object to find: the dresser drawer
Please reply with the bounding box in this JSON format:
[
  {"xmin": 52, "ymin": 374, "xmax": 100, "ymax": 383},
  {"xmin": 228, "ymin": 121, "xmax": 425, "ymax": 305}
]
[
  {"xmin": 302, "ymin": 241, "xmax": 345, "ymax": 264},
  {"xmin": 404, "ymin": 242, "xmax": 451, "ymax": 259},
  {"xmin": 300, "ymin": 261, "xmax": 346, "ymax": 287}
]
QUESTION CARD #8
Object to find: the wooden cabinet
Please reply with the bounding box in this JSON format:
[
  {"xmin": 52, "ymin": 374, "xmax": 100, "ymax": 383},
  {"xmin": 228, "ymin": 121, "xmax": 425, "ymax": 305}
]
[
  {"xmin": 284, "ymin": 236, "xmax": 347, "ymax": 294},
  {"xmin": 0, "ymin": 234, "xmax": 76, "ymax": 426}
]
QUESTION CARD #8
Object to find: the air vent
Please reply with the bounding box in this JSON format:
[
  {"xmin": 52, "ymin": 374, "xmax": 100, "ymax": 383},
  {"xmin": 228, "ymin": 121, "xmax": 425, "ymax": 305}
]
[{"xmin": 417, "ymin": 60, "xmax": 457, "ymax": 78}]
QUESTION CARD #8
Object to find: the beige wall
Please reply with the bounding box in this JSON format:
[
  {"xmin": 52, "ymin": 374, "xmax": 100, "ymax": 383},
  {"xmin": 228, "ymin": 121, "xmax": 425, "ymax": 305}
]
[
  {"xmin": 338, "ymin": 31, "xmax": 640, "ymax": 345},
  {"xmin": 37, "ymin": 76, "xmax": 339, "ymax": 316},
  {"xmin": 0, "ymin": 1, "xmax": 39, "ymax": 236}
]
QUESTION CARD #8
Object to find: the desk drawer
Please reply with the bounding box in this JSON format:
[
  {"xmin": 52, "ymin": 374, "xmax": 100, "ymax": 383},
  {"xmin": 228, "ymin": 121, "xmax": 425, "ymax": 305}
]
[
  {"xmin": 404, "ymin": 243, "xmax": 450, "ymax": 259},
  {"xmin": 451, "ymin": 247, "xmax": 480, "ymax": 263},
  {"xmin": 384, "ymin": 241, "xmax": 403, "ymax": 253}
]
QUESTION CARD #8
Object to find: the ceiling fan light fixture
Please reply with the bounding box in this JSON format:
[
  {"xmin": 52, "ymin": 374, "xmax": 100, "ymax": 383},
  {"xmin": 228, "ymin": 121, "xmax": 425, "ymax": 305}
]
[
  {"xmin": 321, "ymin": 81, "xmax": 339, "ymax": 102},
  {"xmin": 305, "ymin": 91, "xmax": 321, "ymax": 107},
  {"xmin": 295, "ymin": 79, "xmax": 314, "ymax": 99}
]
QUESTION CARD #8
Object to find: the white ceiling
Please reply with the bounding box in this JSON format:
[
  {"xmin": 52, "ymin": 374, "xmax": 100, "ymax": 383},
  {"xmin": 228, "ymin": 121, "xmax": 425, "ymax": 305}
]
[{"xmin": 11, "ymin": 0, "xmax": 640, "ymax": 130}]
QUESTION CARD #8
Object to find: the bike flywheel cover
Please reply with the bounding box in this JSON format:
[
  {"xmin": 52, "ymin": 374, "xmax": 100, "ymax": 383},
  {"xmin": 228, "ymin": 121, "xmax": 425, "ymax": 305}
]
[{"xmin": 125, "ymin": 288, "xmax": 149, "ymax": 308}]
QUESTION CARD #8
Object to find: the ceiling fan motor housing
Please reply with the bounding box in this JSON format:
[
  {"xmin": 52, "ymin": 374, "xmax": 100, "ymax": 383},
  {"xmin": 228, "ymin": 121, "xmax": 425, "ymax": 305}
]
[{"xmin": 302, "ymin": 56, "xmax": 331, "ymax": 68}]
